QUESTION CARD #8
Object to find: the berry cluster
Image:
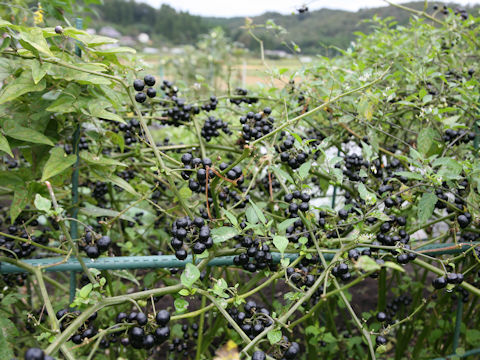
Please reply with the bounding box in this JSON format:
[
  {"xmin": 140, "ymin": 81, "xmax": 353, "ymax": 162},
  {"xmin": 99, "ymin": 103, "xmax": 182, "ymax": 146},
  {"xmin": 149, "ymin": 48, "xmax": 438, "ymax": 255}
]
[
  {"xmin": 170, "ymin": 216, "xmax": 212, "ymax": 260},
  {"xmin": 286, "ymin": 266, "xmax": 316, "ymax": 288},
  {"xmin": 442, "ymin": 129, "xmax": 475, "ymax": 145},
  {"xmin": 227, "ymin": 300, "xmax": 273, "ymax": 339},
  {"xmin": 116, "ymin": 119, "xmax": 141, "ymax": 146},
  {"xmin": 116, "ymin": 309, "xmax": 171, "ymax": 349},
  {"xmin": 229, "ymin": 87, "xmax": 258, "ymax": 105},
  {"xmin": 432, "ymin": 272, "xmax": 464, "ymax": 289},
  {"xmin": 233, "ymin": 235, "xmax": 274, "ymax": 272},
  {"xmin": 24, "ymin": 348, "xmax": 56, "ymax": 360},
  {"xmin": 240, "ymin": 108, "xmax": 274, "ymax": 141},
  {"xmin": 284, "ymin": 191, "xmax": 310, "ymax": 217},
  {"xmin": 162, "ymin": 96, "xmax": 200, "ymax": 126},
  {"xmin": 55, "ymin": 309, "xmax": 99, "ymax": 343},
  {"xmin": 79, "ymin": 230, "xmax": 111, "ymax": 259},
  {"xmin": 277, "ymin": 135, "xmax": 309, "ymax": 170},
  {"xmin": 201, "ymin": 116, "xmax": 232, "ymax": 142},
  {"xmin": 201, "ymin": 95, "xmax": 218, "ymax": 112},
  {"xmin": 133, "ymin": 75, "xmax": 156, "ymax": 103},
  {"xmin": 180, "ymin": 154, "xmax": 215, "ymax": 193}
]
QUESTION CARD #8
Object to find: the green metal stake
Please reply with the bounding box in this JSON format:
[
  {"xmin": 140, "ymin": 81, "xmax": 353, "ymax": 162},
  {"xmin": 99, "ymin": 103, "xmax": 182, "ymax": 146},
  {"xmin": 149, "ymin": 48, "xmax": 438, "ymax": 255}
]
[
  {"xmin": 452, "ymin": 297, "xmax": 464, "ymax": 353},
  {"xmin": 69, "ymin": 17, "xmax": 83, "ymax": 304},
  {"xmin": 331, "ymin": 149, "xmax": 341, "ymax": 208}
]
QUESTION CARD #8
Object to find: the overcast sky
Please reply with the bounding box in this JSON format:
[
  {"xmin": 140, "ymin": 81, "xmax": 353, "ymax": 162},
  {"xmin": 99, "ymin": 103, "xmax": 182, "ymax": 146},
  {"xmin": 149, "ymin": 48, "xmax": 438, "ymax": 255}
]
[{"xmin": 139, "ymin": 0, "xmax": 480, "ymax": 17}]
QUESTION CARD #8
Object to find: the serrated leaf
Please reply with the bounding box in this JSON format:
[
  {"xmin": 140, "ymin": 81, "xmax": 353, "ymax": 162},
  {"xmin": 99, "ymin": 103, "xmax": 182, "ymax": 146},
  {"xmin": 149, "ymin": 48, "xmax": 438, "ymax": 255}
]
[
  {"xmin": 181, "ymin": 263, "xmax": 200, "ymax": 288},
  {"xmin": 3, "ymin": 120, "xmax": 53, "ymax": 146},
  {"xmin": 0, "ymin": 133, "xmax": 13, "ymax": 157},
  {"xmin": 267, "ymin": 329, "xmax": 282, "ymax": 345},
  {"xmin": 273, "ymin": 235, "xmax": 288, "ymax": 254},
  {"xmin": 211, "ymin": 226, "xmax": 238, "ymax": 244},
  {"xmin": 417, "ymin": 192, "xmax": 437, "ymax": 224},
  {"xmin": 34, "ymin": 194, "xmax": 51, "ymax": 212},
  {"xmin": 41, "ymin": 147, "xmax": 77, "ymax": 181}
]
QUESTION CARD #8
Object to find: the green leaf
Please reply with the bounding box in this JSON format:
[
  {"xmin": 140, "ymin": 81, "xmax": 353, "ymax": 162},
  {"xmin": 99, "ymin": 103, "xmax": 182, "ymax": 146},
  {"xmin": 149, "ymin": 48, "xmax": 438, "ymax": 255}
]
[
  {"xmin": 395, "ymin": 171, "xmax": 424, "ymax": 181},
  {"xmin": 245, "ymin": 206, "xmax": 258, "ymax": 224},
  {"xmin": 211, "ymin": 226, "xmax": 239, "ymax": 244},
  {"xmin": 267, "ymin": 329, "xmax": 282, "ymax": 345},
  {"xmin": 222, "ymin": 209, "xmax": 238, "ymax": 227},
  {"xmin": 3, "ymin": 120, "xmax": 54, "ymax": 146},
  {"xmin": 271, "ymin": 165, "xmax": 294, "ymax": 184},
  {"xmin": 31, "ymin": 61, "xmax": 50, "ymax": 84},
  {"xmin": 41, "ymin": 147, "xmax": 77, "ymax": 181},
  {"xmin": 79, "ymin": 204, "xmax": 135, "ymax": 223},
  {"xmin": 20, "ymin": 27, "xmax": 53, "ymax": 57},
  {"xmin": 174, "ymin": 298, "xmax": 189, "ymax": 314},
  {"xmin": 179, "ymin": 289, "xmax": 190, "ymax": 296},
  {"xmin": 466, "ymin": 329, "xmax": 480, "ymax": 346},
  {"xmin": 10, "ymin": 187, "xmax": 28, "ymax": 223},
  {"xmin": 417, "ymin": 192, "xmax": 438, "ymax": 224},
  {"xmin": 46, "ymin": 95, "xmax": 76, "ymax": 113},
  {"xmin": 368, "ymin": 211, "xmax": 392, "ymax": 222},
  {"xmin": 298, "ymin": 160, "xmax": 312, "ymax": 180},
  {"xmin": 79, "ymin": 283, "xmax": 93, "ymax": 298},
  {"xmin": 181, "ymin": 263, "xmax": 200, "ymax": 288},
  {"xmin": 88, "ymin": 102, "xmax": 126, "ymax": 123},
  {"xmin": 358, "ymin": 183, "xmax": 377, "ymax": 205},
  {"xmin": 249, "ymin": 199, "xmax": 266, "ymax": 224},
  {"xmin": 273, "ymin": 235, "xmax": 288, "ymax": 254},
  {"xmin": 0, "ymin": 317, "xmax": 18, "ymax": 359},
  {"xmin": 384, "ymin": 261, "xmax": 405, "ymax": 273},
  {"xmin": 417, "ymin": 128, "xmax": 436, "ymax": 156},
  {"xmin": 0, "ymin": 71, "xmax": 46, "ymax": 104},
  {"xmin": 80, "ymin": 151, "xmax": 126, "ymax": 167},
  {"xmin": 0, "ymin": 132, "xmax": 13, "ymax": 157},
  {"xmin": 34, "ymin": 194, "xmax": 51, "ymax": 212},
  {"xmin": 355, "ymin": 255, "xmax": 381, "ymax": 272},
  {"xmin": 111, "ymin": 270, "xmax": 140, "ymax": 286},
  {"xmin": 278, "ymin": 218, "xmax": 298, "ymax": 233}
]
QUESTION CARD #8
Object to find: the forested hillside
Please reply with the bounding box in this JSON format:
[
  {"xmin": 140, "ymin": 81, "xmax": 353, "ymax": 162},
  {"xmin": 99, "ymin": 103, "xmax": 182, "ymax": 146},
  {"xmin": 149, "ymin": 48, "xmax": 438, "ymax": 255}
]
[{"xmin": 94, "ymin": 1, "xmax": 479, "ymax": 54}]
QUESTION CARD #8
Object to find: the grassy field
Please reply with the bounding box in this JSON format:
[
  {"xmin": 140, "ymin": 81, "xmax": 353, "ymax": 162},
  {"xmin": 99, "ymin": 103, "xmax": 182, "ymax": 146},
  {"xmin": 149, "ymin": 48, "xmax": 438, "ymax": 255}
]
[{"xmin": 139, "ymin": 52, "xmax": 307, "ymax": 89}]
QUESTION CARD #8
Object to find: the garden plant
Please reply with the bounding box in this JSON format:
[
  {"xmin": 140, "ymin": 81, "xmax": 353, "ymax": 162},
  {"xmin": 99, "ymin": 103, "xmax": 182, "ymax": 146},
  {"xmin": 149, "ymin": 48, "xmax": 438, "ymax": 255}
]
[{"xmin": 0, "ymin": 1, "xmax": 480, "ymax": 360}]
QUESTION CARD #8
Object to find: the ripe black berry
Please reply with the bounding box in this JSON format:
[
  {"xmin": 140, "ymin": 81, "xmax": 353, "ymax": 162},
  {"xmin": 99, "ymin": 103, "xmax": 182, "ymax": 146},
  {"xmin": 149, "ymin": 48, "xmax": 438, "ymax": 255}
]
[
  {"xmin": 54, "ymin": 25, "xmax": 63, "ymax": 34},
  {"xmin": 156, "ymin": 309, "xmax": 170, "ymax": 326},
  {"xmin": 25, "ymin": 348, "xmax": 45, "ymax": 360},
  {"xmin": 458, "ymin": 214, "xmax": 470, "ymax": 228},
  {"xmin": 146, "ymin": 88, "xmax": 157, "ymax": 98},
  {"xmin": 144, "ymin": 75, "xmax": 156, "ymax": 86},
  {"xmin": 252, "ymin": 350, "xmax": 266, "ymax": 360},
  {"xmin": 133, "ymin": 79, "xmax": 145, "ymax": 91},
  {"xmin": 376, "ymin": 335, "xmax": 387, "ymax": 346},
  {"xmin": 432, "ymin": 276, "xmax": 447, "ymax": 289},
  {"xmin": 377, "ymin": 312, "xmax": 387, "ymax": 322},
  {"xmin": 135, "ymin": 92, "xmax": 146, "ymax": 103}
]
